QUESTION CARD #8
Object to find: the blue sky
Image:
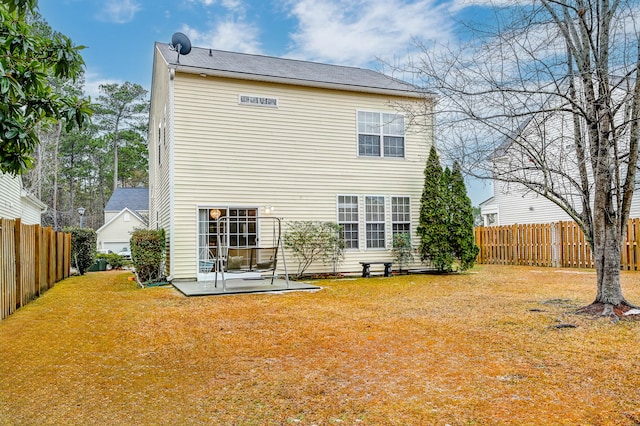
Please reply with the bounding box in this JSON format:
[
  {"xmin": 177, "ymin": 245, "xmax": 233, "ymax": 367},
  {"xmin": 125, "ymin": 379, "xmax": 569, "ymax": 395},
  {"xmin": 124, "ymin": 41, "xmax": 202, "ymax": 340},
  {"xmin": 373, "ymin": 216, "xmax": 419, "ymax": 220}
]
[{"xmin": 38, "ymin": 0, "xmax": 493, "ymax": 204}]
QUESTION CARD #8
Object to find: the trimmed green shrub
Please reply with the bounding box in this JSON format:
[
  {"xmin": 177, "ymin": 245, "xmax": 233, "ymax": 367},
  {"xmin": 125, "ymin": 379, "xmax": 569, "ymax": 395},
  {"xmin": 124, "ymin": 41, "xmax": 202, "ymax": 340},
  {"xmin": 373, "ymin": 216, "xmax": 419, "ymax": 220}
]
[
  {"xmin": 130, "ymin": 229, "xmax": 165, "ymax": 284},
  {"xmin": 392, "ymin": 233, "xmax": 414, "ymax": 273},
  {"xmin": 97, "ymin": 253, "xmax": 127, "ymax": 270},
  {"xmin": 284, "ymin": 221, "xmax": 345, "ymax": 278},
  {"xmin": 66, "ymin": 227, "xmax": 96, "ymax": 275}
]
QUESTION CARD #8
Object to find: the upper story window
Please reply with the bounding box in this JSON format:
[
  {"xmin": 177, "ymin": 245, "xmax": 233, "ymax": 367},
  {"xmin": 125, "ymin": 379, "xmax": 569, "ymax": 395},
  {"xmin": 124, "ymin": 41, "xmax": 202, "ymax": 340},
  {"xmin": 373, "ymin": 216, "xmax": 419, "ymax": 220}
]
[{"xmin": 357, "ymin": 111, "xmax": 405, "ymax": 158}]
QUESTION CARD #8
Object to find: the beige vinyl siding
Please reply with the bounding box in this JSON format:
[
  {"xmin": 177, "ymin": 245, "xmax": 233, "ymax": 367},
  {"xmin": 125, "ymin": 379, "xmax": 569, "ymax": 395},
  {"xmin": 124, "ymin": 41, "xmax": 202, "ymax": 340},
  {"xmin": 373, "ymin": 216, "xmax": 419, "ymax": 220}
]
[
  {"xmin": 170, "ymin": 72, "xmax": 432, "ymax": 278},
  {"xmin": 19, "ymin": 195, "xmax": 43, "ymax": 225},
  {"xmin": 0, "ymin": 173, "xmax": 23, "ymax": 220},
  {"xmin": 148, "ymin": 49, "xmax": 173, "ymax": 274},
  {"xmin": 104, "ymin": 211, "xmax": 119, "ymax": 222}
]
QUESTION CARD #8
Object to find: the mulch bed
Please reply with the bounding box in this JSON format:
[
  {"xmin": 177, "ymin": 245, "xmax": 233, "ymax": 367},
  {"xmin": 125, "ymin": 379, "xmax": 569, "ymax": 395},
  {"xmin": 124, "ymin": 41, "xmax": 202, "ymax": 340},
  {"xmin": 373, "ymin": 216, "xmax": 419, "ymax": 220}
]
[{"xmin": 575, "ymin": 302, "xmax": 640, "ymax": 320}]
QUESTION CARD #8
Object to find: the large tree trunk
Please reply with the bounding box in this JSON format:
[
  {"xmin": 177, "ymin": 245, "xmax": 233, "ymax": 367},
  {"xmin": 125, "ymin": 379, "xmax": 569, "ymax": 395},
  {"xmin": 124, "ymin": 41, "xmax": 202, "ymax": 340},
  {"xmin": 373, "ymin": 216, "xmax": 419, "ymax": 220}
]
[
  {"xmin": 591, "ymin": 150, "xmax": 628, "ymax": 311},
  {"xmin": 113, "ymin": 116, "xmax": 121, "ymax": 192},
  {"xmin": 51, "ymin": 122, "xmax": 62, "ymax": 230},
  {"xmin": 593, "ymin": 217, "xmax": 624, "ymax": 306}
]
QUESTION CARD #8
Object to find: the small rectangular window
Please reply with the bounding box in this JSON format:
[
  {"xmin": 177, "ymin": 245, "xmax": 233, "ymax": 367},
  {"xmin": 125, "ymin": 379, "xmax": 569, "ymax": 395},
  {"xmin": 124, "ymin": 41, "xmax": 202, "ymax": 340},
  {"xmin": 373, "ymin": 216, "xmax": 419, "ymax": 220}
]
[
  {"xmin": 365, "ymin": 196, "xmax": 385, "ymax": 249},
  {"xmin": 338, "ymin": 195, "xmax": 359, "ymax": 249},
  {"xmin": 391, "ymin": 196, "xmax": 411, "ymax": 236}
]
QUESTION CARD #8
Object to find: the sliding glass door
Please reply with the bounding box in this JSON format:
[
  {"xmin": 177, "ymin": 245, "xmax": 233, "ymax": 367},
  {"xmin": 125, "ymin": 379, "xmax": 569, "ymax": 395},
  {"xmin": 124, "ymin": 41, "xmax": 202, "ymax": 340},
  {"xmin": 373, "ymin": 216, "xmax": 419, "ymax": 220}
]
[{"xmin": 197, "ymin": 208, "xmax": 258, "ymax": 274}]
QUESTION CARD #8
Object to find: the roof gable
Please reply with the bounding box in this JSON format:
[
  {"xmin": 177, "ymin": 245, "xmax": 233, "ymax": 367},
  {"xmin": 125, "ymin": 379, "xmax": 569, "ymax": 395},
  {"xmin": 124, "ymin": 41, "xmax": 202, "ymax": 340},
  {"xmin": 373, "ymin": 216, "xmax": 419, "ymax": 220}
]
[
  {"xmin": 105, "ymin": 188, "xmax": 149, "ymax": 212},
  {"xmin": 155, "ymin": 43, "xmax": 424, "ymax": 98},
  {"xmin": 96, "ymin": 207, "xmax": 147, "ymax": 234}
]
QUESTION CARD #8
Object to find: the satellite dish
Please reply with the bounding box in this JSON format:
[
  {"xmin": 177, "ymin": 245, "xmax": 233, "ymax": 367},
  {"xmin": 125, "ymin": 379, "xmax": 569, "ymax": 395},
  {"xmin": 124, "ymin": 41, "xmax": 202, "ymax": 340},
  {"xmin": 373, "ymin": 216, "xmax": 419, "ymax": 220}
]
[{"xmin": 169, "ymin": 32, "xmax": 192, "ymax": 63}]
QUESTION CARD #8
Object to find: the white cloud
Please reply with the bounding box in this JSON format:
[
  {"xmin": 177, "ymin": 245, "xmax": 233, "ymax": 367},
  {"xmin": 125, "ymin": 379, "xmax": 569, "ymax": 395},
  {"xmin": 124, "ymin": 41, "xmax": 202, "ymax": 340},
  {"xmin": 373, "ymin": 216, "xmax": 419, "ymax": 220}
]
[
  {"xmin": 82, "ymin": 72, "xmax": 124, "ymax": 99},
  {"xmin": 179, "ymin": 1, "xmax": 261, "ymax": 54},
  {"xmin": 187, "ymin": 0, "xmax": 245, "ymax": 11},
  {"xmin": 188, "ymin": 0, "xmax": 217, "ymax": 6},
  {"xmin": 181, "ymin": 20, "xmax": 262, "ymax": 54},
  {"xmin": 448, "ymin": 0, "xmax": 534, "ymax": 13},
  {"xmin": 282, "ymin": 0, "xmax": 453, "ymax": 67},
  {"xmin": 97, "ymin": 0, "xmax": 141, "ymax": 24}
]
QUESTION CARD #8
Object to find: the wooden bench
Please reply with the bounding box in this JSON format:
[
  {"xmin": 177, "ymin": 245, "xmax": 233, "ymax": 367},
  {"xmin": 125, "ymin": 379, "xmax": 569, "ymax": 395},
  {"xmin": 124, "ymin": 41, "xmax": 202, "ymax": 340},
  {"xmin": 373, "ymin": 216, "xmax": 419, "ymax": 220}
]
[{"xmin": 359, "ymin": 261, "xmax": 393, "ymax": 278}]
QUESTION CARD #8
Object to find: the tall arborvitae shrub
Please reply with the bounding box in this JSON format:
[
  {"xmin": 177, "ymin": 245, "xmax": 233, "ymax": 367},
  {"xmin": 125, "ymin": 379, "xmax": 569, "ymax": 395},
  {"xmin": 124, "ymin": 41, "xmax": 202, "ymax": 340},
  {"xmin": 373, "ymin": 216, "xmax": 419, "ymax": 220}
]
[
  {"xmin": 130, "ymin": 229, "xmax": 166, "ymax": 284},
  {"xmin": 417, "ymin": 149, "xmax": 478, "ymax": 272},
  {"xmin": 417, "ymin": 146, "xmax": 453, "ymax": 271},
  {"xmin": 66, "ymin": 227, "xmax": 96, "ymax": 275},
  {"xmin": 449, "ymin": 162, "xmax": 479, "ymax": 270}
]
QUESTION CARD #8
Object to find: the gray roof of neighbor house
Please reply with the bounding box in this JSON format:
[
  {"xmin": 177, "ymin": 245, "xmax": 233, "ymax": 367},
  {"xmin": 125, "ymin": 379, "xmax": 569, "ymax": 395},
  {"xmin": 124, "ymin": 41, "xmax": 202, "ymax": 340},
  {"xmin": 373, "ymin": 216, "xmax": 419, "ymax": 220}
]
[
  {"xmin": 105, "ymin": 188, "xmax": 149, "ymax": 212},
  {"xmin": 155, "ymin": 42, "xmax": 425, "ymax": 98}
]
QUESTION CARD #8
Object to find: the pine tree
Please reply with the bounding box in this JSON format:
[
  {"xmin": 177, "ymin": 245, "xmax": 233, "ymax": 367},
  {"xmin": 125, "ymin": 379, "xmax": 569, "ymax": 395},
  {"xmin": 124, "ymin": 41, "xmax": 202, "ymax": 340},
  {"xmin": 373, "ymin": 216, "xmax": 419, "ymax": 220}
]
[
  {"xmin": 449, "ymin": 162, "xmax": 479, "ymax": 270},
  {"xmin": 417, "ymin": 146, "xmax": 453, "ymax": 271}
]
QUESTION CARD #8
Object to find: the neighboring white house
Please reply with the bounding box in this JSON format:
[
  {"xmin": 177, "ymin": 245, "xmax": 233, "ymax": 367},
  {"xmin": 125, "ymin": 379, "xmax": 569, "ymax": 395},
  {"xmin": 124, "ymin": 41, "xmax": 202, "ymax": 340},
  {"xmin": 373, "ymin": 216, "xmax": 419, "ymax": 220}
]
[
  {"xmin": 96, "ymin": 187, "xmax": 149, "ymax": 252},
  {"xmin": 148, "ymin": 43, "xmax": 434, "ymax": 281},
  {"xmin": 480, "ymin": 100, "xmax": 640, "ymax": 226},
  {"xmin": 0, "ymin": 172, "xmax": 47, "ymax": 225}
]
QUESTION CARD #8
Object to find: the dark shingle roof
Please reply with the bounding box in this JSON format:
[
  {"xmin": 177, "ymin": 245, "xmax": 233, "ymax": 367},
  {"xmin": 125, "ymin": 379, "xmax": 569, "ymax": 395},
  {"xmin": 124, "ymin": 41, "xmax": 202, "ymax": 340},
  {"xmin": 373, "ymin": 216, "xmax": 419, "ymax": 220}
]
[
  {"xmin": 155, "ymin": 43, "xmax": 423, "ymax": 97},
  {"xmin": 105, "ymin": 188, "xmax": 149, "ymax": 212}
]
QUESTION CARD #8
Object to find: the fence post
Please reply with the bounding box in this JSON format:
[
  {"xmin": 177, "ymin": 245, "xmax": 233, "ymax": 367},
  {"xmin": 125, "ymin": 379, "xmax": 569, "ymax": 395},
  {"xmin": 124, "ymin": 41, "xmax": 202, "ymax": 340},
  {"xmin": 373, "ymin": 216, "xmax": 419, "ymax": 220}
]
[{"xmin": 14, "ymin": 218, "xmax": 21, "ymax": 309}]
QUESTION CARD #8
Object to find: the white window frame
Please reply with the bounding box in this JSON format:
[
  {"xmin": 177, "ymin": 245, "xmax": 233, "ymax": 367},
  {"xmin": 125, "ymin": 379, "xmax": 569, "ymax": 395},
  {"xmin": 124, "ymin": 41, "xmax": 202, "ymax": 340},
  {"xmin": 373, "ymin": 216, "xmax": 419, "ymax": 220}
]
[
  {"xmin": 337, "ymin": 195, "xmax": 360, "ymax": 250},
  {"xmin": 365, "ymin": 195, "xmax": 386, "ymax": 249},
  {"xmin": 357, "ymin": 111, "xmax": 405, "ymax": 158},
  {"xmin": 157, "ymin": 123, "xmax": 162, "ymax": 165},
  {"xmin": 391, "ymin": 196, "xmax": 411, "ymax": 237}
]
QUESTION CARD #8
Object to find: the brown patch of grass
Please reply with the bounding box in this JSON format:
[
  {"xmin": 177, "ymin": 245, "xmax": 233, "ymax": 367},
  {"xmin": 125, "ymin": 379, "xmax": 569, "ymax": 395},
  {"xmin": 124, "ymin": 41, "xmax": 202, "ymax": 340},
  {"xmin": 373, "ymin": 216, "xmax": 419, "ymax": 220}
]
[{"xmin": 2, "ymin": 266, "xmax": 640, "ymax": 425}]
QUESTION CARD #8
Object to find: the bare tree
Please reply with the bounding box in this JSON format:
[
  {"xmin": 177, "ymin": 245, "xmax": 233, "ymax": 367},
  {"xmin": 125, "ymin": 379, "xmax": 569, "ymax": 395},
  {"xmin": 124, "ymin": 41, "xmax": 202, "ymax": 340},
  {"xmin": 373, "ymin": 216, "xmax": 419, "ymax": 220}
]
[{"xmin": 401, "ymin": 0, "xmax": 640, "ymax": 315}]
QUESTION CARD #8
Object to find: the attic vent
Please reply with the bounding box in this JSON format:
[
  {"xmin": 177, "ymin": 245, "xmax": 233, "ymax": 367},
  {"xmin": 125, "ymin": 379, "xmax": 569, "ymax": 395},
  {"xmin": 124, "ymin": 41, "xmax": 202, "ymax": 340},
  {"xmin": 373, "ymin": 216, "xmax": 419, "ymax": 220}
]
[{"xmin": 238, "ymin": 94, "xmax": 278, "ymax": 108}]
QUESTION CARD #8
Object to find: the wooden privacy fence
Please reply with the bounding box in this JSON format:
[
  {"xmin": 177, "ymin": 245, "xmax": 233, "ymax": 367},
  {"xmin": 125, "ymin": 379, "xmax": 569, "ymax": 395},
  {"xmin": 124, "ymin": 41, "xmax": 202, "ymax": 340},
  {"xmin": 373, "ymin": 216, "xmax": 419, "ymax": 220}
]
[
  {"xmin": 0, "ymin": 218, "xmax": 71, "ymax": 320},
  {"xmin": 475, "ymin": 218, "xmax": 640, "ymax": 270}
]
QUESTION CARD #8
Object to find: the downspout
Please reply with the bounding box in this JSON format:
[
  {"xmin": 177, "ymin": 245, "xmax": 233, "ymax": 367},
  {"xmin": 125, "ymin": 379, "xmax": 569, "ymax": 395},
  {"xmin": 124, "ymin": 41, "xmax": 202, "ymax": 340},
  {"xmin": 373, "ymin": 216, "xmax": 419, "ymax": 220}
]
[{"xmin": 168, "ymin": 66, "xmax": 176, "ymax": 280}]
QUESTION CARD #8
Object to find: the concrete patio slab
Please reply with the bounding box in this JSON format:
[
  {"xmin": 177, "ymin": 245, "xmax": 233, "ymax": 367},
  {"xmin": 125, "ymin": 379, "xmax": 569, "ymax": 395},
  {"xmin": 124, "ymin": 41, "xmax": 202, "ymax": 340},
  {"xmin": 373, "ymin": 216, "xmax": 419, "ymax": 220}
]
[{"xmin": 172, "ymin": 278, "xmax": 321, "ymax": 296}]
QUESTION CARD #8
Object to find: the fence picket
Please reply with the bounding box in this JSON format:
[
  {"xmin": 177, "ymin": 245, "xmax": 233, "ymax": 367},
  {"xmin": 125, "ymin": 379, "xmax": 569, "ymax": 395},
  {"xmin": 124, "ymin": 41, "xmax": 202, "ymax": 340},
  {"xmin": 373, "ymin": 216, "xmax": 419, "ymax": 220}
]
[
  {"xmin": 0, "ymin": 219, "xmax": 71, "ymax": 320},
  {"xmin": 475, "ymin": 219, "xmax": 640, "ymax": 270}
]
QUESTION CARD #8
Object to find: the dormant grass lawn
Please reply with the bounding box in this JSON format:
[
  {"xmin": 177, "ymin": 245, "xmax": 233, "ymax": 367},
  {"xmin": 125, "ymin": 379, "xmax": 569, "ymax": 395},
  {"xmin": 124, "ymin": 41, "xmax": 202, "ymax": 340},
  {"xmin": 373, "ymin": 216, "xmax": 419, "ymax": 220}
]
[{"xmin": 1, "ymin": 265, "xmax": 640, "ymax": 425}]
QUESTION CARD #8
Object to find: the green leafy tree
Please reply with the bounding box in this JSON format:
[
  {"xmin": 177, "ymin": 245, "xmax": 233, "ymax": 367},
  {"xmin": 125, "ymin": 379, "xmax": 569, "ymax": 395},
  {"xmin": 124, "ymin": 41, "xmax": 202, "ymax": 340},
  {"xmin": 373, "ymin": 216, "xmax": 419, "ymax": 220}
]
[
  {"xmin": 0, "ymin": 0, "xmax": 91, "ymax": 175},
  {"xmin": 417, "ymin": 146, "xmax": 452, "ymax": 271},
  {"xmin": 284, "ymin": 221, "xmax": 345, "ymax": 278},
  {"xmin": 449, "ymin": 162, "xmax": 479, "ymax": 271},
  {"xmin": 392, "ymin": 233, "xmax": 414, "ymax": 273},
  {"xmin": 95, "ymin": 82, "xmax": 148, "ymax": 191},
  {"xmin": 67, "ymin": 227, "xmax": 96, "ymax": 275},
  {"xmin": 117, "ymin": 128, "xmax": 148, "ymax": 187}
]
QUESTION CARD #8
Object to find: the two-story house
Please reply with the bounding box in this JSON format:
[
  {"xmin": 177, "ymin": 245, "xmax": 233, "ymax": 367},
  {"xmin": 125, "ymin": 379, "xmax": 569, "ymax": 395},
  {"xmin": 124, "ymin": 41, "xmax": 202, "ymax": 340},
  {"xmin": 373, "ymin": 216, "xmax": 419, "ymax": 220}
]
[{"xmin": 149, "ymin": 42, "xmax": 433, "ymax": 282}]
